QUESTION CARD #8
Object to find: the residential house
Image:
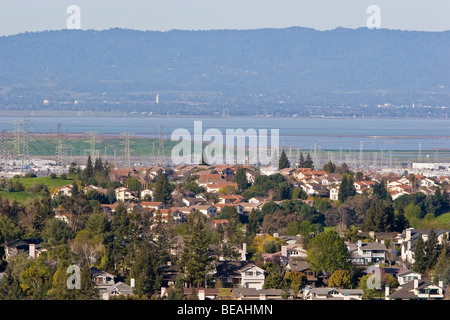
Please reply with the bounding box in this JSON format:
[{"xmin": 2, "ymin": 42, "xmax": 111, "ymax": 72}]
[
  {"xmin": 213, "ymin": 165, "xmax": 235, "ymax": 178},
  {"xmin": 285, "ymin": 260, "xmax": 318, "ymax": 286},
  {"xmin": 90, "ymin": 267, "xmax": 115, "ymax": 295},
  {"xmin": 396, "ymin": 270, "xmax": 423, "ymax": 286},
  {"xmin": 157, "ymin": 263, "xmax": 181, "ymax": 288},
  {"xmin": 232, "ymin": 288, "xmax": 296, "ymax": 300},
  {"xmin": 347, "ymin": 240, "xmax": 387, "ymax": 265},
  {"xmin": 102, "ymin": 282, "xmax": 134, "ymax": 300},
  {"xmin": 51, "ymin": 184, "xmax": 73, "ymax": 199},
  {"xmin": 281, "ymin": 244, "xmax": 307, "ymax": 260},
  {"xmin": 140, "ymin": 188, "xmax": 153, "ymax": 199},
  {"xmin": 214, "ymin": 261, "xmax": 265, "ymax": 290},
  {"xmin": 5, "ymin": 239, "xmax": 44, "ymax": 260},
  {"xmin": 329, "ymin": 186, "xmax": 339, "ymax": 201},
  {"xmin": 205, "ymin": 182, "xmax": 238, "ymax": 193},
  {"xmin": 140, "ymin": 201, "xmax": 166, "ymax": 210},
  {"xmin": 190, "ymin": 205, "xmax": 218, "ymax": 217},
  {"xmin": 182, "ymin": 196, "xmax": 206, "ymax": 206},
  {"xmin": 114, "ymin": 186, "xmax": 138, "ymax": 202},
  {"xmin": 399, "ymin": 228, "xmax": 450, "ymax": 264},
  {"xmin": 240, "ymin": 202, "xmax": 263, "ymax": 214},
  {"xmin": 215, "ymin": 203, "xmax": 244, "ymax": 215},
  {"xmin": 218, "ymin": 194, "xmax": 245, "ymax": 204},
  {"xmin": 304, "ymin": 287, "xmax": 363, "ymax": 300},
  {"xmin": 83, "ymin": 185, "xmax": 108, "ymax": 195},
  {"xmin": 248, "ymin": 197, "xmax": 270, "ymax": 204},
  {"xmin": 387, "ymin": 279, "xmax": 444, "ymax": 300}
]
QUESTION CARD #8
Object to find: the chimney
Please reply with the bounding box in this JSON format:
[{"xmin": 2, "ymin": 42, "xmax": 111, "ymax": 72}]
[
  {"xmin": 241, "ymin": 243, "xmax": 247, "ymax": 261},
  {"xmin": 259, "ymin": 293, "xmax": 266, "ymax": 300},
  {"xmin": 438, "ymin": 280, "xmax": 444, "ymax": 295},
  {"xmin": 385, "ymin": 285, "xmax": 390, "ymax": 300},
  {"xmin": 281, "ymin": 245, "xmax": 288, "ymax": 257},
  {"xmin": 130, "ymin": 278, "xmax": 135, "ymax": 288},
  {"xmin": 29, "ymin": 243, "xmax": 36, "ymax": 259},
  {"xmin": 406, "ymin": 228, "xmax": 413, "ymax": 241},
  {"xmin": 357, "ymin": 240, "xmax": 362, "ymax": 249},
  {"xmin": 413, "ymin": 279, "xmax": 419, "ymax": 289},
  {"xmin": 199, "ymin": 289, "xmax": 205, "ymax": 301}
]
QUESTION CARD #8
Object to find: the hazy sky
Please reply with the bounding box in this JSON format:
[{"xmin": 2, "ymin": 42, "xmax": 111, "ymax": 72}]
[{"xmin": 0, "ymin": 0, "xmax": 449, "ymax": 36}]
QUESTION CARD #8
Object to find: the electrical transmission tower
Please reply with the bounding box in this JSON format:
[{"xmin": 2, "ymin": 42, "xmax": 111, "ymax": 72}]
[
  {"xmin": 1, "ymin": 130, "xmax": 7, "ymax": 170},
  {"xmin": 21, "ymin": 119, "xmax": 30, "ymax": 172},
  {"xmin": 55, "ymin": 123, "xmax": 64, "ymax": 166},
  {"xmin": 121, "ymin": 132, "xmax": 131, "ymax": 168},
  {"xmin": 157, "ymin": 125, "xmax": 166, "ymax": 165},
  {"xmin": 359, "ymin": 141, "xmax": 364, "ymax": 169},
  {"xmin": 89, "ymin": 131, "xmax": 99, "ymax": 159},
  {"xmin": 13, "ymin": 120, "xmax": 21, "ymax": 161}
]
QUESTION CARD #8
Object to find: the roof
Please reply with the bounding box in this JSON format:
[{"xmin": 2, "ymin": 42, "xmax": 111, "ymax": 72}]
[
  {"xmin": 214, "ymin": 261, "xmax": 257, "ymax": 278},
  {"xmin": 232, "ymin": 288, "xmax": 295, "ymax": 300},
  {"xmin": 387, "ymin": 280, "xmax": 431, "ymax": 300},
  {"xmin": 140, "ymin": 201, "xmax": 163, "ymax": 207},
  {"xmin": 105, "ymin": 281, "xmax": 133, "ymax": 295},
  {"xmin": 287, "ymin": 260, "xmax": 310, "ymax": 272}
]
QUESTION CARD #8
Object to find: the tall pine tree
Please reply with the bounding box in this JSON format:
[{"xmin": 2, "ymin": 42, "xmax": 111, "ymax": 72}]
[
  {"xmin": 298, "ymin": 152, "xmax": 306, "ymax": 168},
  {"xmin": 153, "ymin": 173, "xmax": 172, "ymax": 205},
  {"xmin": 279, "ymin": 149, "xmax": 290, "ymax": 170},
  {"xmin": 305, "ymin": 153, "xmax": 314, "ymax": 169}
]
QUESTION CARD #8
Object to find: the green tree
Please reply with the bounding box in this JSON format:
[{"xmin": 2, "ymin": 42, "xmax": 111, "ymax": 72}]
[
  {"xmin": 412, "ymin": 235, "xmax": 427, "ymax": 273},
  {"xmin": 304, "ymin": 153, "xmax": 314, "ymax": 169},
  {"xmin": 358, "ymin": 274, "xmax": 380, "ymax": 300},
  {"xmin": 131, "ymin": 242, "xmax": 159, "ymax": 298},
  {"xmin": 126, "ymin": 177, "xmax": 141, "ymax": 193},
  {"xmin": 284, "ymin": 271, "xmax": 306, "ymax": 297},
  {"xmin": 0, "ymin": 215, "xmax": 20, "ymax": 246},
  {"xmin": 180, "ymin": 213, "xmax": 213, "ymax": 288},
  {"xmin": 323, "ymin": 161, "xmax": 336, "ymax": 173},
  {"xmin": 41, "ymin": 218, "xmax": 73, "ymax": 247},
  {"xmin": 297, "ymin": 152, "xmax": 305, "ymax": 168},
  {"xmin": 338, "ymin": 173, "xmax": 356, "ymax": 203},
  {"xmin": 306, "ymin": 230, "xmax": 351, "ymax": 277},
  {"xmin": 235, "ymin": 166, "xmax": 249, "ymax": 192},
  {"xmin": 279, "ymin": 149, "xmax": 290, "ymax": 170},
  {"xmin": 373, "ymin": 181, "xmax": 390, "ymax": 201},
  {"xmin": 328, "ymin": 269, "xmax": 352, "ymax": 288},
  {"xmin": 153, "ymin": 173, "xmax": 172, "ymax": 205},
  {"xmin": 0, "ymin": 266, "xmax": 25, "ymax": 300}
]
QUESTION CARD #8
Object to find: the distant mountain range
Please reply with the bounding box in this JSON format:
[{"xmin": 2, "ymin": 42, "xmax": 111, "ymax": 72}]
[{"xmin": 0, "ymin": 27, "xmax": 449, "ymax": 117}]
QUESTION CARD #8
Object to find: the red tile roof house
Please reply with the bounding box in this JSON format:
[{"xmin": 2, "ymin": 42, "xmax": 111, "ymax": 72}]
[{"xmin": 140, "ymin": 201, "xmax": 165, "ymax": 210}]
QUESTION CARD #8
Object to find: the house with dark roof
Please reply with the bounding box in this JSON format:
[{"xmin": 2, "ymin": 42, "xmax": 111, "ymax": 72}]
[
  {"xmin": 347, "ymin": 240, "xmax": 387, "ymax": 265},
  {"xmin": 285, "ymin": 260, "xmax": 318, "ymax": 285},
  {"xmin": 387, "ymin": 279, "xmax": 444, "ymax": 300},
  {"xmin": 399, "ymin": 228, "xmax": 450, "ymax": 264},
  {"xmin": 214, "ymin": 261, "xmax": 265, "ymax": 290}
]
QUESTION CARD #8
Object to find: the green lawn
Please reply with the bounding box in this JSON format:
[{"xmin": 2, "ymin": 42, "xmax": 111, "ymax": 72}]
[
  {"xmin": 12, "ymin": 177, "xmax": 73, "ymax": 189},
  {"xmin": 436, "ymin": 211, "xmax": 450, "ymax": 226},
  {"xmin": 0, "ymin": 190, "xmax": 40, "ymax": 202},
  {"xmin": 0, "ymin": 177, "xmax": 73, "ymax": 203}
]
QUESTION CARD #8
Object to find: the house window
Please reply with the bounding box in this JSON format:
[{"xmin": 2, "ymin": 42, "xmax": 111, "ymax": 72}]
[{"xmin": 245, "ymin": 271, "xmax": 254, "ymax": 276}]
